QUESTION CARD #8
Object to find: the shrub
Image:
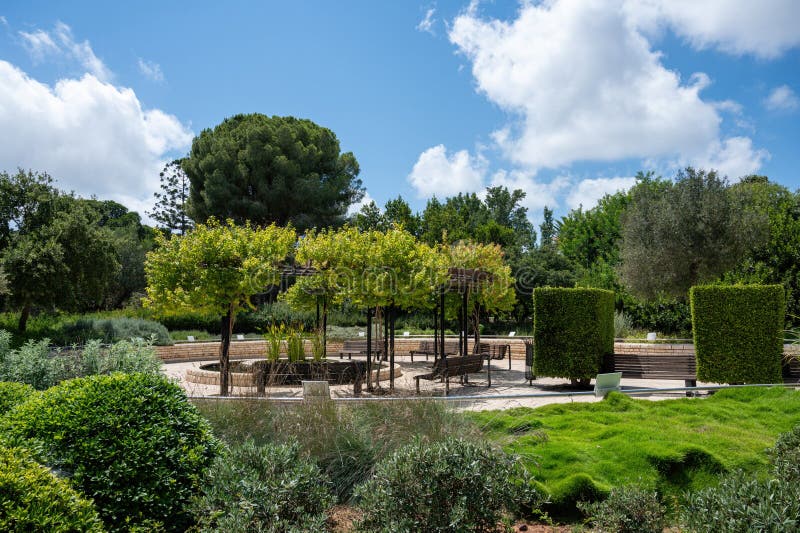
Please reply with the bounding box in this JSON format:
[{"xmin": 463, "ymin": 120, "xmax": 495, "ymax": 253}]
[
  {"xmin": 1, "ymin": 373, "xmax": 219, "ymax": 532},
  {"xmin": 682, "ymin": 471, "xmax": 800, "ymax": 532},
  {"xmin": 614, "ymin": 310, "xmax": 633, "ymax": 338},
  {"xmin": 769, "ymin": 423, "xmax": 800, "ymax": 483},
  {"xmin": 59, "ymin": 317, "xmax": 172, "ymax": 346},
  {"xmin": 0, "ymin": 336, "xmax": 161, "ymax": 390},
  {"xmin": 0, "ymin": 382, "xmax": 35, "ymax": 416},
  {"xmin": 533, "ymin": 288, "xmax": 615, "ymax": 384},
  {"xmin": 578, "ymin": 485, "xmax": 666, "ymax": 533},
  {"xmin": 623, "ymin": 298, "xmax": 691, "ymax": 335},
  {"xmin": 192, "ymin": 439, "xmax": 334, "ymax": 532},
  {"xmin": 353, "ymin": 437, "xmax": 540, "ymax": 532},
  {"xmin": 690, "ymin": 285, "xmax": 784, "ymax": 383},
  {"xmin": 0, "ymin": 446, "xmax": 104, "ymax": 532},
  {"xmin": 0, "ymin": 339, "xmax": 63, "ymax": 390}
]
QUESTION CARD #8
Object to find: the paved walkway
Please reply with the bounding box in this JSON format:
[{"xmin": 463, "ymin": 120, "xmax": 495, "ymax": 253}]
[{"xmin": 163, "ymin": 355, "xmax": 715, "ymax": 411}]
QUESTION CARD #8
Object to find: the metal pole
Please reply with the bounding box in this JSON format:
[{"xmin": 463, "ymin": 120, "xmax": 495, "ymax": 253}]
[
  {"xmin": 389, "ymin": 306, "xmax": 395, "ymax": 391},
  {"xmin": 440, "ymin": 290, "xmax": 446, "ymax": 361},
  {"xmin": 366, "ymin": 308, "xmax": 373, "ymax": 392}
]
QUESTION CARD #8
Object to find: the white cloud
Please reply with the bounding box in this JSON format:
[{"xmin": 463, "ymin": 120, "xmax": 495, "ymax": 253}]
[
  {"xmin": 488, "ymin": 170, "xmax": 569, "ymax": 213},
  {"xmin": 137, "ymin": 58, "xmax": 164, "ymax": 83},
  {"xmin": 623, "ymin": 0, "xmax": 800, "ymax": 59},
  {"xmin": 417, "ymin": 7, "xmax": 437, "ymax": 35},
  {"xmin": 0, "ymin": 16, "xmax": 7, "ymax": 27},
  {"xmin": 408, "ymin": 144, "xmax": 486, "ymax": 198},
  {"xmin": 0, "ymin": 61, "xmax": 193, "ymax": 215},
  {"xmin": 764, "ymin": 84, "xmax": 799, "ymax": 112},
  {"xmin": 692, "ymin": 136, "xmax": 770, "ymax": 179},
  {"xmin": 448, "ymin": 0, "xmax": 765, "ymax": 176},
  {"xmin": 19, "ymin": 21, "xmax": 111, "ymax": 81},
  {"xmin": 566, "ymin": 176, "xmax": 638, "ymax": 210},
  {"xmin": 347, "ymin": 191, "xmax": 377, "ymax": 216}
]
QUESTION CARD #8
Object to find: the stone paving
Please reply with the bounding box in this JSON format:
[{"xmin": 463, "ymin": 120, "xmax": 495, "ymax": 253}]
[{"xmin": 163, "ymin": 355, "xmax": 718, "ymax": 411}]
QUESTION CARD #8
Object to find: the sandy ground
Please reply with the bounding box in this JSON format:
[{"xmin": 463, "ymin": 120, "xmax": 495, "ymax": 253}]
[{"xmin": 162, "ymin": 355, "xmax": 715, "ymax": 410}]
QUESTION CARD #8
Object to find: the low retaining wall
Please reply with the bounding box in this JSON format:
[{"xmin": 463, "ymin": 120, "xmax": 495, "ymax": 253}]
[{"xmin": 156, "ymin": 338, "xmax": 799, "ymax": 363}]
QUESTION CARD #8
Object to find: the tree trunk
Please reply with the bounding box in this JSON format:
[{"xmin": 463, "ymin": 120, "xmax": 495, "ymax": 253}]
[
  {"xmin": 219, "ymin": 305, "xmax": 234, "ymax": 396},
  {"xmin": 18, "ymin": 304, "xmax": 31, "ymax": 333}
]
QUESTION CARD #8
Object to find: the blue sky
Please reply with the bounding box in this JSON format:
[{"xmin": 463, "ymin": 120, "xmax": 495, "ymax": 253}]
[{"xmin": 0, "ymin": 1, "xmax": 798, "ymax": 225}]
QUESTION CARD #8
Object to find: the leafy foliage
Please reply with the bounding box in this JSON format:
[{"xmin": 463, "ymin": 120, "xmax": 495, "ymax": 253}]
[
  {"xmin": 0, "ymin": 446, "xmax": 105, "ymax": 533},
  {"xmin": 0, "ymin": 381, "xmax": 35, "ymax": 415},
  {"xmin": 353, "ymin": 437, "xmax": 539, "ymax": 532},
  {"xmin": 192, "ymin": 439, "xmax": 334, "ymax": 533},
  {"xmin": 0, "ymin": 170, "xmax": 119, "ymax": 330},
  {"xmin": 144, "ymin": 218, "xmax": 295, "ymax": 394},
  {"xmin": 184, "ymin": 113, "xmax": 364, "ymax": 231},
  {"xmin": 578, "ymin": 485, "xmax": 666, "ymax": 533},
  {"xmin": 690, "ymin": 284, "xmax": 784, "ymax": 383},
  {"xmin": 0, "ymin": 335, "xmax": 162, "ymax": 390},
  {"xmin": 1, "ymin": 373, "xmax": 219, "ymax": 532},
  {"xmin": 59, "ymin": 317, "xmax": 171, "ymax": 345},
  {"xmin": 533, "ymin": 287, "xmax": 614, "ymax": 382},
  {"xmin": 682, "ymin": 471, "xmax": 800, "ymax": 533},
  {"xmin": 619, "ymin": 168, "xmax": 767, "ymax": 300}
]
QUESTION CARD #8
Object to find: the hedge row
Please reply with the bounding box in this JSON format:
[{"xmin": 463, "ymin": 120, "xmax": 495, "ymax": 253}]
[
  {"xmin": 533, "ymin": 288, "xmax": 615, "ymax": 383},
  {"xmin": 690, "ymin": 284, "xmax": 785, "ymax": 384}
]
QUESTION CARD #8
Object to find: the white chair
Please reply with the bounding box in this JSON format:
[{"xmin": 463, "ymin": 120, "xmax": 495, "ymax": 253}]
[{"xmin": 594, "ymin": 372, "xmax": 622, "ymax": 398}]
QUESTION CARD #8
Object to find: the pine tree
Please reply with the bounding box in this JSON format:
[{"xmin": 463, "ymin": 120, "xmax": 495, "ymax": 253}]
[{"xmin": 148, "ymin": 160, "xmax": 192, "ymax": 235}]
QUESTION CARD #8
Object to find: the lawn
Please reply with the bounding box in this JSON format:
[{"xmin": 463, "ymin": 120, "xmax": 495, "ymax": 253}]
[{"xmin": 468, "ymin": 387, "xmax": 800, "ymax": 515}]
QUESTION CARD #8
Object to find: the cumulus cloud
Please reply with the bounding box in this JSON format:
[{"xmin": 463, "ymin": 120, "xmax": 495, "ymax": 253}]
[
  {"xmin": 764, "ymin": 84, "xmax": 799, "ymax": 112},
  {"xmin": 0, "ymin": 61, "xmax": 193, "ymax": 215},
  {"xmin": 692, "ymin": 136, "xmax": 770, "ymax": 179},
  {"xmin": 623, "ymin": 0, "xmax": 800, "ymax": 59},
  {"xmin": 449, "ymin": 0, "xmax": 724, "ymax": 171},
  {"xmin": 408, "ymin": 144, "xmax": 486, "ymax": 197},
  {"xmin": 488, "ymin": 170, "xmax": 569, "ymax": 213},
  {"xmin": 417, "ymin": 7, "xmax": 437, "ymax": 35},
  {"xmin": 446, "ymin": 0, "xmax": 774, "ymax": 188},
  {"xmin": 137, "ymin": 58, "xmax": 164, "ymax": 83},
  {"xmin": 19, "ymin": 21, "xmax": 112, "ymax": 81},
  {"xmin": 566, "ymin": 176, "xmax": 638, "ymax": 210}
]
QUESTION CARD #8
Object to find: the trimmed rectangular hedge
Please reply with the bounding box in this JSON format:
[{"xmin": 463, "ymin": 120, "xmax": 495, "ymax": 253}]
[
  {"xmin": 533, "ymin": 288, "xmax": 614, "ymax": 382},
  {"xmin": 690, "ymin": 284, "xmax": 784, "ymax": 384}
]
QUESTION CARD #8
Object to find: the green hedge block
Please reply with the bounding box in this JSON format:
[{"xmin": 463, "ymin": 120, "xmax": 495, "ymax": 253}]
[
  {"xmin": 533, "ymin": 288, "xmax": 615, "ymax": 382},
  {"xmin": 690, "ymin": 285, "xmax": 784, "ymax": 384}
]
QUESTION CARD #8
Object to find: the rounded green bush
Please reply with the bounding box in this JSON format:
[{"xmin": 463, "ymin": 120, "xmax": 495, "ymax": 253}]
[
  {"xmin": 1, "ymin": 372, "xmax": 219, "ymax": 532},
  {"xmin": 353, "ymin": 437, "xmax": 539, "ymax": 532},
  {"xmin": 769, "ymin": 423, "xmax": 800, "ymax": 482},
  {"xmin": 0, "ymin": 382, "xmax": 36, "ymax": 416},
  {"xmin": 192, "ymin": 439, "xmax": 334, "ymax": 532},
  {"xmin": 578, "ymin": 484, "xmax": 666, "ymax": 533},
  {"xmin": 0, "ymin": 446, "xmax": 104, "ymax": 532}
]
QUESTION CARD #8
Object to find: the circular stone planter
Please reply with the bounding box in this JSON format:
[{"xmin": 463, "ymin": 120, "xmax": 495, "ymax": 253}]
[{"xmin": 185, "ymin": 359, "xmax": 402, "ymax": 388}]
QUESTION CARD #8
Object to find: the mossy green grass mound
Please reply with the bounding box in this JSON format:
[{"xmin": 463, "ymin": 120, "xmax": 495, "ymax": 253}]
[{"xmin": 469, "ymin": 387, "xmax": 800, "ymax": 517}]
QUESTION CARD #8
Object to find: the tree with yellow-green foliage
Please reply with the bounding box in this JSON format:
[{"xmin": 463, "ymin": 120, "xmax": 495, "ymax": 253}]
[{"xmin": 144, "ymin": 219, "xmax": 295, "ymax": 395}]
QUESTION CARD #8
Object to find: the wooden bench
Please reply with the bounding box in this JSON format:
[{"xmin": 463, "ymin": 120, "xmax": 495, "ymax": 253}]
[
  {"xmin": 415, "ymin": 353, "xmax": 490, "ymax": 394},
  {"xmin": 475, "ymin": 342, "xmax": 512, "ymax": 370},
  {"xmin": 783, "ymin": 356, "xmax": 800, "ymax": 383},
  {"xmin": 409, "ymin": 340, "xmax": 459, "ymax": 361},
  {"xmin": 603, "ymin": 353, "xmax": 697, "ymax": 387},
  {"xmin": 335, "ymin": 339, "xmax": 384, "ymax": 360}
]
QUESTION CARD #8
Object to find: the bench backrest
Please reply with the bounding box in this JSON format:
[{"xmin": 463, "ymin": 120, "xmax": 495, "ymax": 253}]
[
  {"xmin": 416, "ymin": 340, "xmax": 459, "ymax": 353},
  {"xmin": 443, "ymin": 353, "xmax": 485, "ymax": 374},
  {"xmin": 342, "ymin": 339, "xmax": 383, "ymax": 352},
  {"xmin": 605, "ymin": 353, "xmax": 696, "ymax": 378},
  {"xmin": 475, "ymin": 343, "xmax": 508, "ymax": 358}
]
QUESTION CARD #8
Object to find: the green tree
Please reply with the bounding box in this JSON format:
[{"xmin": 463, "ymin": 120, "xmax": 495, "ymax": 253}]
[
  {"xmin": 726, "ymin": 176, "xmax": 800, "ymax": 322},
  {"xmin": 144, "ymin": 219, "xmax": 295, "ymax": 395},
  {"xmin": 352, "ymin": 200, "xmax": 384, "ymax": 232},
  {"xmin": 539, "ymin": 206, "xmax": 556, "ymax": 247},
  {"xmin": 184, "ymin": 114, "xmax": 364, "ymax": 231},
  {"xmin": 619, "ymin": 167, "xmax": 768, "ymax": 300},
  {"xmin": 0, "ymin": 171, "xmax": 119, "ymax": 331},
  {"xmin": 384, "ymin": 196, "xmax": 420, "ymax": 235},
  {"xmin": 148, "ymin": 159, "xmax": 192, "ymax": 235}
]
